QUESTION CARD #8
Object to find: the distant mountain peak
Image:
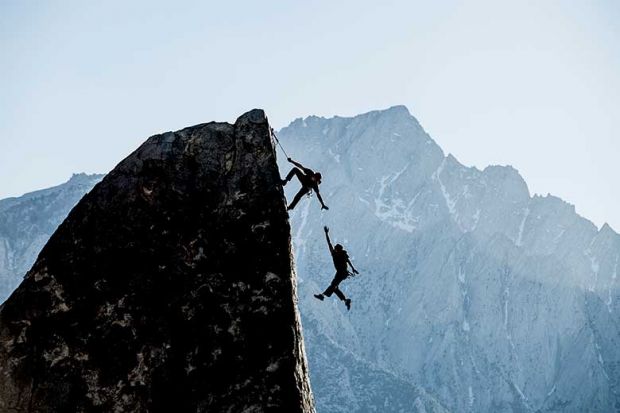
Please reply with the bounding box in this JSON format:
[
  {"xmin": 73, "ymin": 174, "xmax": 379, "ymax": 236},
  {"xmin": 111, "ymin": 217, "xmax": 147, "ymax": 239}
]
[
  {"xmin": 68, "ymin": 172, "xmax": 103, "ymax": 182},
  {"xmin": 277, "ymin": 105, "xmax": 620, "ymax": 413},
  {"xmin": 384, "ymin": 104, "xmax": 411, "ymax": 114}
]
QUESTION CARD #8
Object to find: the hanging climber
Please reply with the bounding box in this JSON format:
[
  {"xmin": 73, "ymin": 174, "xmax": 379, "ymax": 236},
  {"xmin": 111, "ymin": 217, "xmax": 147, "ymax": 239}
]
[
  {"xmin": 281, "ymin": 158, "xmax": 329, "ymax": 211},
  {"xmin": 314, "ymin": 226, "xmax": 359, "ymax": 310}
]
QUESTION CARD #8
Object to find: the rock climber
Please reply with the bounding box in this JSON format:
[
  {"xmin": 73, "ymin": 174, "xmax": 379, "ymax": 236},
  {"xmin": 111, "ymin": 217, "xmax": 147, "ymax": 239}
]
[
  {"xmin": 314, "ymin": 226, "xmax": 358, "ymax": 310},
  {"xmin": 281, "ymin": 158, "xmax": 328, "ymax": 211}
]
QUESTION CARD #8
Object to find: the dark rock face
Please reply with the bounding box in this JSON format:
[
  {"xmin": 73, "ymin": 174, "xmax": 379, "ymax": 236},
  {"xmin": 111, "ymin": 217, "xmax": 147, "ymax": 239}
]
[{"xmin": 0, "ymin": 110, "xmax": 315, "ymax": 412}]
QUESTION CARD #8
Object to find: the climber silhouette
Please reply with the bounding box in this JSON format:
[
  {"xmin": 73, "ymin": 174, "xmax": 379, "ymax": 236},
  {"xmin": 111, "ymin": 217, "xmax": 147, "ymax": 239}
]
[
  {"xmin": 314, "ymin": 226, "xmax": 358, "ymax": 310},
  {"xmin": 281, "ymin": 158, "xmax": 328, "ymax": 211}
]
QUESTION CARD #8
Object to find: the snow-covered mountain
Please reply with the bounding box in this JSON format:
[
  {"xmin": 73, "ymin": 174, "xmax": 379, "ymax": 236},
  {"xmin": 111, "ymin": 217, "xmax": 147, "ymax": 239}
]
[
  {"xmin": 1, "ymin": 106, "xmax": 618, "ymax": 412},
  {"xmin": 277, "ymin": 106, "xmax": 620, "ymax": 413},
  {"xmin": 0, "ymin": 173, "xmax": 103, "ymax": 302}
]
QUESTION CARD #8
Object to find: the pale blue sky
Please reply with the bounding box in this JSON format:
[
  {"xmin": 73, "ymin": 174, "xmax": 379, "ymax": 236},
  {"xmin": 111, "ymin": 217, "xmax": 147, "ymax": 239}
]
[{"xmin": 1, "ymin": 1, "xmax": 618, "ymax": 229}]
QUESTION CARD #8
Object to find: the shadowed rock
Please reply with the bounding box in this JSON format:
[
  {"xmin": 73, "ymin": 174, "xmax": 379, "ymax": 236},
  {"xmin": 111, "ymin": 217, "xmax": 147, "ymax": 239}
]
[{"xmin": 0, "ymin": 110, "xmax": 315, "ymax": 412}]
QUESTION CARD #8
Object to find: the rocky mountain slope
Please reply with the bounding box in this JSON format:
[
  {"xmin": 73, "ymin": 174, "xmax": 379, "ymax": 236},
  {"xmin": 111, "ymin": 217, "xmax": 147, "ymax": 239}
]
[
  {"xmin": 0, "ymin": 173, "xmax": 103, "ymax": 302},
  {"xmin": 2, "ymin": 105, "xmax": 618, "ymax": 412},
  {"xmin": 0, "ymin": 110, "xmax": 315, "ymax": 412},
  {"xmin": 278, "ymin": 106, "xmax": 620, "ymax": 413}
]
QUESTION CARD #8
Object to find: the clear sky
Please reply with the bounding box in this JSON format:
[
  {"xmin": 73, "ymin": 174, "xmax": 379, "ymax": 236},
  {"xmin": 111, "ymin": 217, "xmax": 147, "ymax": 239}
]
[{"xmin": 1, "ymin": 1, "xmax": 618, "ymax": 229}]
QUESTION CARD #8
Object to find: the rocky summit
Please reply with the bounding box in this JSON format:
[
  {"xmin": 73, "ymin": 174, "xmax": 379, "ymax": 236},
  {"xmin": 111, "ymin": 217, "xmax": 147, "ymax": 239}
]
[{"xmin": 0, "ymin": 110, "xmax": 315, "ymax": 412}]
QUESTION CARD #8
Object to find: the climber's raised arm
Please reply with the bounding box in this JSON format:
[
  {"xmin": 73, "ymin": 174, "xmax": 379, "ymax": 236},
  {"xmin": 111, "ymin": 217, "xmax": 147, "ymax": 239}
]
[
  {"xmin": 287, "ymin": 157, "xmax": 304, "ymax": 169},
  {"xmin": 287, "ymin": 158, "xmax": 314, "ymax": 175},
  {"xmin": 324, "ymin": 226, "xmax": 334, "ymax": 254}
]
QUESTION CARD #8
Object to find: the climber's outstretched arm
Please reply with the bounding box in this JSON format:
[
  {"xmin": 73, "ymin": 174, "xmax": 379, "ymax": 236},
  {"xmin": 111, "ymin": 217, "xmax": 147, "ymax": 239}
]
[
  {"xmin": 288, "ymin": 158, "xmax": 314, "ymax": 176},
  {"xmin": 288, "ymin": 158, "xmax": 305, "ymax": 170},
  {"xmin": 324, "ymin": 226, "xmax": 334, "ymax": 254},
  {"xmin": 315, "ymin": 189, "xmax": 329, "ymax": 210}
]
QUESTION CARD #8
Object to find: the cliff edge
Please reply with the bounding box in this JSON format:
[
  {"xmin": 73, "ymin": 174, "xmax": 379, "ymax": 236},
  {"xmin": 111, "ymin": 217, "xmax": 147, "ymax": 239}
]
[{"xmin": 0, "ymin": 110, "xmax": 315, "ymax": 412}]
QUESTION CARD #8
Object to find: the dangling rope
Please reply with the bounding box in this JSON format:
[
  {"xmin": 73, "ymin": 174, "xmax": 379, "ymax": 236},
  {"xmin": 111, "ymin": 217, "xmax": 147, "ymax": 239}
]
[{"xmin": 270, "ymin": 128, "xmax": 290, "ymax": 159}]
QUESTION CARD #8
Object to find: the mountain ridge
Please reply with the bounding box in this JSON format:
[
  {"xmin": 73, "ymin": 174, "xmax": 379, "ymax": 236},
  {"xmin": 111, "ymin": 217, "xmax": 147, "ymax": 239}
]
[
  {"xmin": 0, "ymin": 173, "xmax": 104, "ymax": 211},
  {"xmin": 285, "ymin": 105, "xmax": 616, "ymax": 235},
  {"xmin": 279, "ymin": 105, "xmax": 620, "ymax": 412}
]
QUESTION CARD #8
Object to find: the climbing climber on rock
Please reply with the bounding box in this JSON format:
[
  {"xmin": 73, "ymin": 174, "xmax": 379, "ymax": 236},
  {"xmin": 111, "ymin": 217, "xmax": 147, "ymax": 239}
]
[
  {"xmin": 314, "ymin": 226, "xmax": 358, "ymax": 310},
  {"xmin": 281, "ymin": 158, "xmax": 328, "ymax": 211}
]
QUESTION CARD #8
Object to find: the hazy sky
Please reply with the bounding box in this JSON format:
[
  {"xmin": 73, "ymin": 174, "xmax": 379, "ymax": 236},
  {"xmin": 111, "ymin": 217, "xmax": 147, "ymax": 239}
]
[{"xmin": 1, "ymin": 1, "xmax": 618, "ymax": 229}]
